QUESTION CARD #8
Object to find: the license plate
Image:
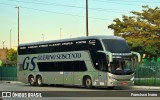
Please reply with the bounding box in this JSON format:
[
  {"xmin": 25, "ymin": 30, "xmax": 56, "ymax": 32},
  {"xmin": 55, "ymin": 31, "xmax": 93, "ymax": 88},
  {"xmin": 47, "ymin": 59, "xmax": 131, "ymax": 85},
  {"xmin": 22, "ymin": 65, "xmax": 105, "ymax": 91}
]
[{"xmin": 122, "ymin": 82, "xmax": 128, "ymax": 85}]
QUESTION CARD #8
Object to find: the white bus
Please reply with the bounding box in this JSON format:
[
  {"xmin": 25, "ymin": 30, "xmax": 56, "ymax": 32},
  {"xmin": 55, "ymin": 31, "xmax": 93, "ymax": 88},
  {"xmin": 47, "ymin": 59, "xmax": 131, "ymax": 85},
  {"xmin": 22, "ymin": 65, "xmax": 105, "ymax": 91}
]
[{"xmin": 17, "ymin": 35, "xmax": 140, "ymax": 88}]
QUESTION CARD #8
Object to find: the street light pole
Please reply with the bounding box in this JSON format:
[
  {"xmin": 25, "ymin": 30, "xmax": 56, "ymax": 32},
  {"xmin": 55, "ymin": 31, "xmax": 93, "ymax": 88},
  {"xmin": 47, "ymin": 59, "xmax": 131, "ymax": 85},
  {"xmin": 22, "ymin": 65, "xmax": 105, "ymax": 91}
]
[
  {"xmin": 86, "ymin": 0, "xmax": 89, "ymax": 36},
  {"xmin": 15, "ymin": 6, "xmax": 20, "ymax": 45},
  {"xmin": 42, "ymin": 34, "xmax": 44, "ymax": 41},
  {"xmin": 60, "ymin": 28, "xmax": 62, "ymax": 39},
  {"xmin": 2, "ymin": 41, "xmax": 5, "ymax": 49},
  {"xmin": 10, "ymin": 29, "xmax": 12, "ymax": 49}
]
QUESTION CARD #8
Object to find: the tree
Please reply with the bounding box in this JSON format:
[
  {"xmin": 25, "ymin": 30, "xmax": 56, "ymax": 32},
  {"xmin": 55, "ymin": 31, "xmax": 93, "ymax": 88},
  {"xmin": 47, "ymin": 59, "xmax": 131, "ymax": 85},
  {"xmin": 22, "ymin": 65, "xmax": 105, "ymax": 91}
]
[
  {"xmin": 0, "ymin": 60, "xmax": 2, "ymax": 66},
  {"xmin": 6, "ymin": 48, "xmax": 17, "ymax": 62},
  {"xmin": 108, "ymin": 6, "xmax": 160, "ymax": 56}
]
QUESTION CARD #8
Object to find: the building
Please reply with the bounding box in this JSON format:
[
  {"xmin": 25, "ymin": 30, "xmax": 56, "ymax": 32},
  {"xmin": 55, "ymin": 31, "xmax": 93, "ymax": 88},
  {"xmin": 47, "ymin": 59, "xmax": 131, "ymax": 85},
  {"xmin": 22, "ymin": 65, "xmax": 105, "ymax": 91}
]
[{"xmin": 0, "ymin": 49, "xmax": 7, "ymax": 63}]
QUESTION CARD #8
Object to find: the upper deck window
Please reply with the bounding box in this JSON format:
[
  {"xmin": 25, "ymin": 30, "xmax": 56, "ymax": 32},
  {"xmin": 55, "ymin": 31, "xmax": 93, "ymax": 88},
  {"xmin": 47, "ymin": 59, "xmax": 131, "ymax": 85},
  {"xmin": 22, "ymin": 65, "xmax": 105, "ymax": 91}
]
[
  {"xmin": 62, "ymin": 42, "xmax": 73, "ymax": 45},
  {"xmin": 18, "ymin": 38, "xmax": 103, "ymax": 55},
  {"xmin": 18, "ymin": 46, "xmax": 27, "ymax": 55},
  {"xmin": 102, "ymin": 39, "xmax": 130, "ymax": 53},
  {"xmin": 76, "ymin": 41, "xmax": 87, "ymax": 44},
  {"xmin": 28, "ymin": 46, "xmax": 38, "ymax": 48},
  {"xmin": 88, "ymin": 39, "xmax": 103, "ymax": 50},
  {"xmin": 19, "ymin": 47, "xmax": 26, "ymax": 49},
  {"xmin": 49, "ymin": 43, "xmax": 61, "ymax": 47},
  {"xmin": 39, "ymin": 44, "xmax": 48, "ymax": 47}
]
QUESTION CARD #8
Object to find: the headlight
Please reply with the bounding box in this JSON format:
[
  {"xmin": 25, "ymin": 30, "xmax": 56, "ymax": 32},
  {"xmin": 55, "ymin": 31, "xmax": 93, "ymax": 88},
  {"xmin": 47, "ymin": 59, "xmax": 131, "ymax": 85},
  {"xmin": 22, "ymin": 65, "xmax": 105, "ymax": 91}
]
[
  {"xmin": 130, "ymin": 77, "xmax": 134, "ymax": 81},
  {"xmin": 108, "ymin": 76, "xmax": 117, "ymax": 81}
]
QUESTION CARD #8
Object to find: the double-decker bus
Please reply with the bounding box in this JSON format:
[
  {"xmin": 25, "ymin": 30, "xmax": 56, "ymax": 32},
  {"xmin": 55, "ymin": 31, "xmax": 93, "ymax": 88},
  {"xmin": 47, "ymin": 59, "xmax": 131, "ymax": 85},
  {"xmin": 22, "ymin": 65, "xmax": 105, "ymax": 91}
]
[{"xmin": 17, "ymin": 35, "xmax": 140, "ymax": 88}]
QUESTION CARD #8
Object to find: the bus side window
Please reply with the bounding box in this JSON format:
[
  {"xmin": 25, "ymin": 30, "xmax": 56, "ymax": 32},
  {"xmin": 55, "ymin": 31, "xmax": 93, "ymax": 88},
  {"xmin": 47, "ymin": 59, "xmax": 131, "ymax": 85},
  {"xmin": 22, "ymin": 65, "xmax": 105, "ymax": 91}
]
[
  {"xmin": 18, "ymin": 46, "xmax": 27, "ymax": 55},
  {"xmin": 73, "ymin": 61, "xmax": 87, "ymax": 72},
  {"xmin": 79, "ymin": 61, "xmax": 87, "ymax": 71},
  {"xmin": 37, "ymin": 44, "xmax": 49, "ymax": 53},
  {"xmin": 74, "ymin": 61, "xmax": 80, "ymax": 72},
  {"xmin": 62, "ymin": 62, "xmax": 73, "ymax": 72},
  {"xmin": 98, "ymin": 59, "xmax": 108, "ymax": 71},
  {"xmin": 75, "ymin": 40, "xmax": 88, "ymax": 50}
]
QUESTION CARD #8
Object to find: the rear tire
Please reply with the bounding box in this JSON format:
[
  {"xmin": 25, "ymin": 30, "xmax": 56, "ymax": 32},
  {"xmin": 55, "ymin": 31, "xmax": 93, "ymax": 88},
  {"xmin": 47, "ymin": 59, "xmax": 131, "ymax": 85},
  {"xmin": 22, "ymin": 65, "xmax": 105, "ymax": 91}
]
[
  {"xmin": 84, "ymin": 77, "xmax": 92, "ymax": 88},
  {"xmin": 29, "ymin": 76, "xmax": 35, "ymax": 86},
  {"xmin": 36, "ymin": 76, "xmax": 43, "ymax": 86}
]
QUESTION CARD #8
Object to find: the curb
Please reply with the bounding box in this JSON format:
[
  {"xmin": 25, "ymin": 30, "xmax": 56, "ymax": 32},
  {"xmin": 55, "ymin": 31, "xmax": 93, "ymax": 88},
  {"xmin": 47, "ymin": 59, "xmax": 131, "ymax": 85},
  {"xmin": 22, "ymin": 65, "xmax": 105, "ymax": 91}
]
[
  {"xmin": 118, "ymin": 86, "xmax": 160, "ymax": 90},
  {"xmin": 0, "ymin": 81, "xmax": 22, "ymax": 83}
]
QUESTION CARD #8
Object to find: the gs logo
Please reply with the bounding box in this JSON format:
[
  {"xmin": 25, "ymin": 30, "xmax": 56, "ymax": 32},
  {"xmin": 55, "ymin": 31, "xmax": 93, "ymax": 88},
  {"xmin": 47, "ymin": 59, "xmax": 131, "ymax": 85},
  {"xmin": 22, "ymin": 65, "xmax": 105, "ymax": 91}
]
[{"xmin": 22, "ymin": 56, "xmax": 37, "ymax": 71}]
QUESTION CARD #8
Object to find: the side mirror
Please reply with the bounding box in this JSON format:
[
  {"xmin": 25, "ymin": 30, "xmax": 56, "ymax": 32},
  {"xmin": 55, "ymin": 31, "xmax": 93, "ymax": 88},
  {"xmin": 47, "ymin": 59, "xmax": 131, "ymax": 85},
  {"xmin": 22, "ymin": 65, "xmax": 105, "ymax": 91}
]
[
  {"xmin": 131, "ymin": 51, "xmax": 141, "ymax": 62},
  {"xmin": 98, "ymin": 51, "xmax": 113, "ymax": 62}
]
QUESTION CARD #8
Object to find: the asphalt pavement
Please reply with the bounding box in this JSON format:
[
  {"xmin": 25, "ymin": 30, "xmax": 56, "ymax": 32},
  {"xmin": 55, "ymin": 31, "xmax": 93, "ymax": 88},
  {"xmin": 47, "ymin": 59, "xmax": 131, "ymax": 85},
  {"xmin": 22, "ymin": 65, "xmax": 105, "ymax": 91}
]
[
  {"xmin": 0, "ymin": 82, "xmax": 160, "ymax": 100},
  {"xmin": 0, "ymin": 81, "xmax": 160, "ymax": 90}
]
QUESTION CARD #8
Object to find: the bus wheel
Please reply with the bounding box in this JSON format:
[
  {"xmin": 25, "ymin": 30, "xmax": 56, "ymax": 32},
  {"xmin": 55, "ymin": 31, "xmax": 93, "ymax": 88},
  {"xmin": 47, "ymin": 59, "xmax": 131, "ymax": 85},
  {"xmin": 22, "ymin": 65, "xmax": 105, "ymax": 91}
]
[
  {"xmin": 29, "ymin": 76, "xmax": 35, "ymax": 86},
  {"xmin": 84, "ymin": 77, "xmax": 92, "ymax": 88},
  {"xmin": 36, "ymin": 76, "xmax": 43, "ymax": 86}
]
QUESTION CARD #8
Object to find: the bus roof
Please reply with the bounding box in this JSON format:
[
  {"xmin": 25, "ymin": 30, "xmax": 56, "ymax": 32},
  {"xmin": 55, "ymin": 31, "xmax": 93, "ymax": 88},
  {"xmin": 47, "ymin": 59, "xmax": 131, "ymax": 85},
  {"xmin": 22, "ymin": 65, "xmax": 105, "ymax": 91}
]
[{"xmin": 19, "ymin": 35, "xmax": 123, "ymax": 46}]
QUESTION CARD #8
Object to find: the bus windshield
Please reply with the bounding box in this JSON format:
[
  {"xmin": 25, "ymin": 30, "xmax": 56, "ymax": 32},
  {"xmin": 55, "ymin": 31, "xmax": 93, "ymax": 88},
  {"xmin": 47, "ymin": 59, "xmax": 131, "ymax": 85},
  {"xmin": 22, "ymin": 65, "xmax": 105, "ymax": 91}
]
[
  {"xmin": 102, "ymin": 39, "xmax": 130, "ymax": 53},
  {"xmin": 108, "ymin": 60, "xmax": 134, "ymax": 75}
]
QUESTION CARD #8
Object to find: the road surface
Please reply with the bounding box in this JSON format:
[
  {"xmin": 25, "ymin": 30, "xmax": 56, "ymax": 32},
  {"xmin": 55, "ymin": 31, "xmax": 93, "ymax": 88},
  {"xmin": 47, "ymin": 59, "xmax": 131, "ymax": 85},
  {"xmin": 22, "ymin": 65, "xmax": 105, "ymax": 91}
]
[{"xmin": 0, "ymin": 82, "xmax": 160, "ymax": 100}]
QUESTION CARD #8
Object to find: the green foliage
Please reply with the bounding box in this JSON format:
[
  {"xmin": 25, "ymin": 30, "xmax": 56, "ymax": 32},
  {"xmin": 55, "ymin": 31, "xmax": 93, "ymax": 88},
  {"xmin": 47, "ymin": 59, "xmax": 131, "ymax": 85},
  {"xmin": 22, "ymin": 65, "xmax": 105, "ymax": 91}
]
[
  {"xmin": 6, "ymin": 48, "xmax": 17, "ymax": 62},
  {"xmin": 108, "ymin": 6, "xmax": 160, "ymax": 56},
  {"xmin": 0, "ymin": 60, "xmax": 2, "ymax": 66}
]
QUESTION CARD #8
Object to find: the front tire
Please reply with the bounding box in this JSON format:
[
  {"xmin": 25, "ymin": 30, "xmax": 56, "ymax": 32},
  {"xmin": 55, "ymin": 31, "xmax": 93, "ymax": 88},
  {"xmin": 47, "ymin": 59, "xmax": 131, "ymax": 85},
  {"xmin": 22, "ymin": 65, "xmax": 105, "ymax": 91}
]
[
  {"xmin": 84, "ymin": 77, "xmax": 92, "ymax": 88},
  {"xmin": 29, "ymin": 76, "xmax": 35, "ymax": 86},
  {"xmin": 36, "ymin": 76, "xmax": 43, "ymax": 86}
]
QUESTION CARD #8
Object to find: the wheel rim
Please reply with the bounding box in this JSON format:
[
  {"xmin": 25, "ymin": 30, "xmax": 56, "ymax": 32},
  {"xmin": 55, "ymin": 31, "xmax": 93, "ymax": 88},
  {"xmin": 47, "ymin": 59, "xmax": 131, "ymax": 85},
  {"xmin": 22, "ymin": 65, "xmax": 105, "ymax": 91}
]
[
  {"xmin": 30, "ymin": 77, "xmax": 34, "ymax": 85},
  {"xmin": 86, "ymin": 78, "xmax": 91, "ymax": 87},
  {"xmin": 38, "ymin": 77, "xmax": 42, "ymax": 85}
]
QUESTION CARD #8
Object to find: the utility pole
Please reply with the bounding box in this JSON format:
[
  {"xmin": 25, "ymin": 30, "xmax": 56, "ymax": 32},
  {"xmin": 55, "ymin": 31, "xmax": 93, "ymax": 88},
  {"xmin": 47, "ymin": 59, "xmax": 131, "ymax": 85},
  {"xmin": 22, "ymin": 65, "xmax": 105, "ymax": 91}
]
[
  {"xmin": 86, "ymin": 0, "xmax": 89, "ymax": 36},
  {"xmin": 10, "ymin": 29, "xmax": 12, "ymax": 49},
  {"xmin": 15, "ymin": 6, "xmax": 20, "ymax": 45},
  {"xmin": 2, "ymin": 41, "xmax": 5, "ymax": 49},
  {"xmin": 42, "ymin": 34, "xmax": 44, "ymax": 41},
  {"xmin": 70, "ymin": 34, "xmax": 72, "ymax": 38},
  {"xmin": 60, "ymin": 28, "xmax": 62, "ymax": 39}
]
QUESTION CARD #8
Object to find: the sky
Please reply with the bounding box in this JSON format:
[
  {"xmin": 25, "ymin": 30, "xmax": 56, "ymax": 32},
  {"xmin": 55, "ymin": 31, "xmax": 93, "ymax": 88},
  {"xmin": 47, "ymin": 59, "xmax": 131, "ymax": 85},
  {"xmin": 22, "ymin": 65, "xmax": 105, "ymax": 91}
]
[{"xmin": 0, "ymin": 0, "xmax": 160, "ymax": 48}]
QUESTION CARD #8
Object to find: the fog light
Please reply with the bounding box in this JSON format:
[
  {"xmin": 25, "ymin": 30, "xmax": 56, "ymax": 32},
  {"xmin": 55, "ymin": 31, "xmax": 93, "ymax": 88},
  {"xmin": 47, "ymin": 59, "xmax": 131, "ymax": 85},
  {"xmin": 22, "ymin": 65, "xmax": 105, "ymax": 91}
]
[{"xmin": 111, "ymin": 82, "xmax": 114, "ymax": 84}]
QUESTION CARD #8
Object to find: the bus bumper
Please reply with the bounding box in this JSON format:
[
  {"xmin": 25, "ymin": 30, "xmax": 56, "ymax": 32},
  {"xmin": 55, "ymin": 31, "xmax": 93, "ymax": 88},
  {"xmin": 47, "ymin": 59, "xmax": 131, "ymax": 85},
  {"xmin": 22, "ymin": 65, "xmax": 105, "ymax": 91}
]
[{"xmin": 107, "ymin": 80, "xmax": 134, "ymax": 86}]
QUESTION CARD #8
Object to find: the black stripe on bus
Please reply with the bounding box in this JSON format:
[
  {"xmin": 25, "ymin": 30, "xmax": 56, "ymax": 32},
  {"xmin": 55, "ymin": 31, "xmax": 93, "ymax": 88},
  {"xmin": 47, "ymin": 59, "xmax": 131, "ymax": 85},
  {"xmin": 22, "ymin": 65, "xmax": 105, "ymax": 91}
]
[{"xmin": 37, "ymin": 61, "xmax": 87, "ymax": 72}]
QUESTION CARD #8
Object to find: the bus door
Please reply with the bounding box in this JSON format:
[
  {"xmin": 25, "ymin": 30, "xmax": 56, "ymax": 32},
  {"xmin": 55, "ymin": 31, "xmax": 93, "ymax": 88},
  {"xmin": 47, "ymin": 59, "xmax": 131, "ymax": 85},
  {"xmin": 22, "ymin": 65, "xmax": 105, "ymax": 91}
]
[
  {"xmin": 98, "ymin": 59, "xmax": 107, "ymax": 86},
  {"xmin": 63, "ymin": 62, "xmax": 74, "ymax": 85},
  {"xmin": 53, "ymin": 62, "xmax": 63, "ymax": 84}
]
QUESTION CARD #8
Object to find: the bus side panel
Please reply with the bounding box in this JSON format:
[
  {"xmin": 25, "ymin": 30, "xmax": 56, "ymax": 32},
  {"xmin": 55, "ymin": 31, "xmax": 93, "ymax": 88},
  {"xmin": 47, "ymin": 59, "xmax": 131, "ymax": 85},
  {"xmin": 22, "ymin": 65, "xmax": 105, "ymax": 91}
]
[
  {"xmin": 18, "ymin": 71, "xmax": 28, "ymax": 84},
  {"xmin": 53, "ymin": 72, "xmax": 63, "ymax": 84},
  {"xmin": 40, "ymin": 72, "xmax": 54, "ymax": 84},
  {"xmin": 41, "ymin": 72, "xmax": 64, "ymax": 85},
  {"xmin": 63, "ymin": 72, "xmax": 73, "ymax": 85},
  {"xmin": 73, "ymin": 72, "xmax": 83, "ymax": 85},
  {"xmin": 98, "ymin": 71, "xmax": 107, "ymax": 86}
]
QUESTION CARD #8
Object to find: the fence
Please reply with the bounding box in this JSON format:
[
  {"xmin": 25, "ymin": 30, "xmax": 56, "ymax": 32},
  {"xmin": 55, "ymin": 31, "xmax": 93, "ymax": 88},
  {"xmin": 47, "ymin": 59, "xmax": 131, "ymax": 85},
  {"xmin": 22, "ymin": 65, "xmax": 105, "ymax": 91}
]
[
  {"xmin": 0, "ymin": 66, "xmax": 17, "ymax": 81},
  {"xmin": 134, "ymin": 62, "xmax": 160, "ymax": 86},
  {"xmin": 0, "ymin": 63, "xmax": 160, "ymax": 86}
]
